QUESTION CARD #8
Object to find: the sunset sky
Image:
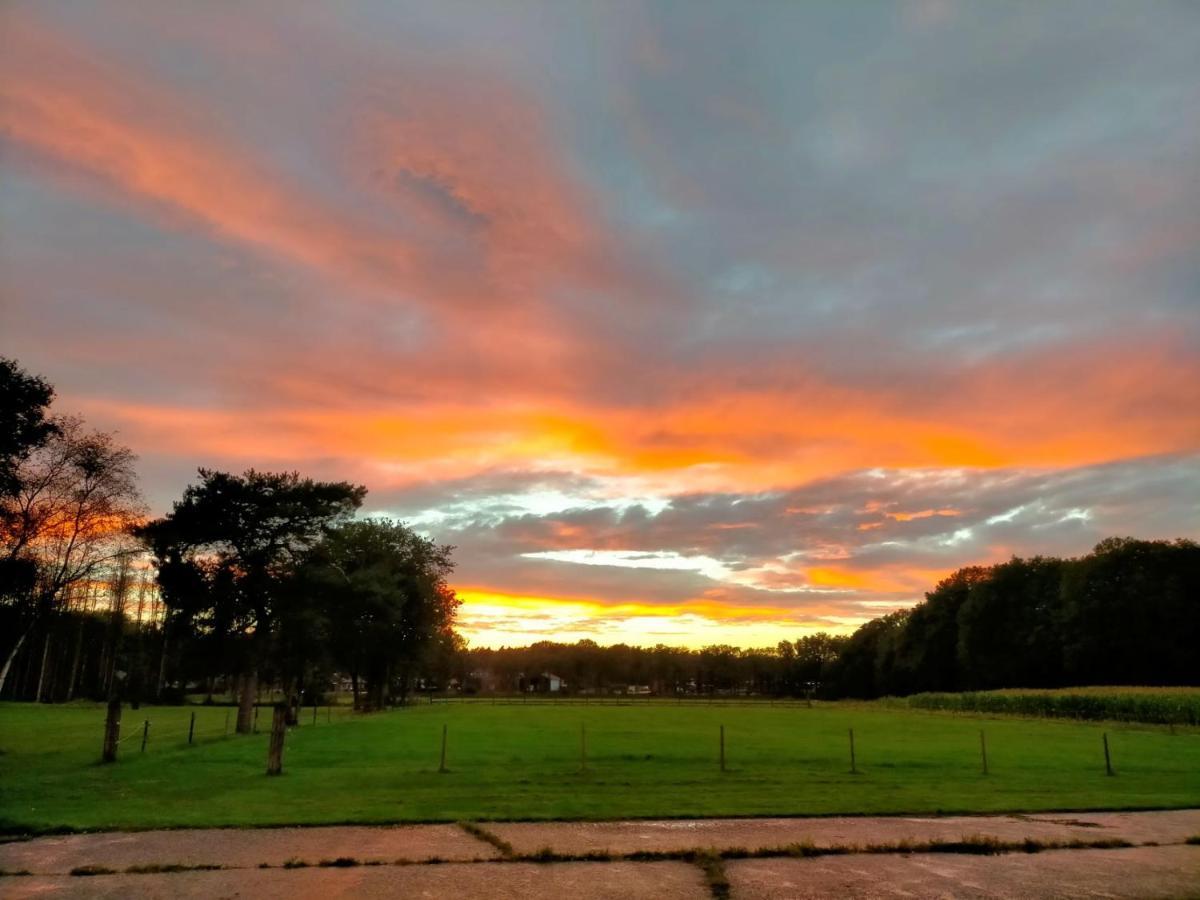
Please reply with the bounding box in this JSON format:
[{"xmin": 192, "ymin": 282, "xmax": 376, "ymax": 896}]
[{"xmin": 2, "ymin": 1, "xmax": 1198, "ymax": 648}]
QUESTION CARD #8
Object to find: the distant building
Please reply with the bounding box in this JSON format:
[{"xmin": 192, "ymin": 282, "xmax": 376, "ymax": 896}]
[{"xmin": 527, "ymin": 672, "xmax": 565, "ymax": 693}]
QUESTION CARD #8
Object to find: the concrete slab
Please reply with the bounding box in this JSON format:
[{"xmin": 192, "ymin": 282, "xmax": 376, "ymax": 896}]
[
  {"xmin": 0, "ymin": 824, "xmax": 497, "ymax": 875},
  {"xmin": 724, "ymin": 844, "xmax": 1200, "ymax": 899},
  {"xmin": 0, "ymin": 861, "xmax": 709, "ymax": 900},
  {"xmin": 488, "ymin": 809, "xmax": 1200, "ymax": 856}
]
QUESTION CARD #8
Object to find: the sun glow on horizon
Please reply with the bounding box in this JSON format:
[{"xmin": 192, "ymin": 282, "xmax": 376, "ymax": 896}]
[{"xmin": 453, "ymin": 587, "xmax": 888, "ymax": 649}]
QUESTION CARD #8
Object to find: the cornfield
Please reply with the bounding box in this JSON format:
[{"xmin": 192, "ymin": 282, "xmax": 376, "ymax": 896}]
[{"xmin": 903, "ymin": 687, "xmax": 1200, "ymax": 725}]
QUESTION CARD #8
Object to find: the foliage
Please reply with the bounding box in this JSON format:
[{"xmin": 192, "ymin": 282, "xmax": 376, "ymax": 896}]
[
  {"xmin": 137, "ymin": 469, "xmax": 366, "ymax": 727},
  {"xmin": 0, "ymin": 356, "xmax": 58, "ymax": 500},
  {"xmin": 456, "ymin": 634, "xmax": 848, "ymax": 697},
  {"xmin": 289, "ymin": 518, "xmax": 459, "ymax": 707},
  {"xmin": 826, "ymin": 539, "xmax": 1200, "ymax": 699}
]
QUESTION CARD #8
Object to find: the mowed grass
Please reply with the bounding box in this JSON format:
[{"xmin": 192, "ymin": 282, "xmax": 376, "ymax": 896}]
[{"xmin": 1, "ymin": 701, "xmax": 1198, "ymax": 832}]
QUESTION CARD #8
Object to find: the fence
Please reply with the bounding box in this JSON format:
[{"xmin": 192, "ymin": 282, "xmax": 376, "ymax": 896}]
[
  {"xmin": 98, "ymin": 702, "xmax": 357, "ymax": 759},
  {"xmin": 421, "ymin": 694, "xmax": 817, "ymax": 708}
]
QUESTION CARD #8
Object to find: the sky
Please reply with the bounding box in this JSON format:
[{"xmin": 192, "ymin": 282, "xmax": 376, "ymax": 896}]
[{"xmin": 2, "ymin": 1, "xmax": 1198, "ymax": 649}]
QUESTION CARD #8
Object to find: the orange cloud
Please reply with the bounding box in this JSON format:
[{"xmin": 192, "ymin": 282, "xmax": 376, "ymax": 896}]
[
  {"xmin": 73, "ymin": 330, "xmax": 1200, "ymax": 497},
  {"xmin": 0, "ymin": 12, "xmax": 647, "ymax": 344},
  {"xmin": 887, "ymin": 508, "xmax": 960, "ymax": 522},
  {"xmin": 2, "ymin": 34, "xmax": 368, "ymax": 274}
]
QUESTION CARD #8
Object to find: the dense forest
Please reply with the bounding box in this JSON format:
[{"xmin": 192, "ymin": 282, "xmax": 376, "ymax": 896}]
[
  {"xmin": 824, "ymin": 536, "xmax": 1199, "ymax": 698},
  {"xmin": 3, "ymin": 356, "xmax": 1197, "ymax": 708}
]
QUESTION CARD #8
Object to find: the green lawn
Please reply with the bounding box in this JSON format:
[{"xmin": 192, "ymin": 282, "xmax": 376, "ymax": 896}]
[{"xmin": 1, "ymin": 700, "xmax": 1197, "ymax": 833}]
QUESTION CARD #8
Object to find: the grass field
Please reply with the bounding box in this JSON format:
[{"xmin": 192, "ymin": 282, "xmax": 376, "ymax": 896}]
[{"xmin": 2, "ymin": 700, "xmax": 1198, "ymax": 833}]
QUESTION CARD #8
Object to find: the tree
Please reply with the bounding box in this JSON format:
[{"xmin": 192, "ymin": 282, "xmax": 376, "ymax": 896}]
[
  {"xmin": 824, "ymin": 611, "xmax": 909, "ymax": 699},
  {"xmin": 1060, "ymin": 538, "xmax": 1200, "ymax": 685},
  {"xmin": 891, "ymin": 566, "xmax": 990, "ymax": 693},
  {"xmin": 0, "ymin": 356, "xmax": 58, "ymax": 499},
  {"xmin": 138, "ymin": 469, "xmax": 365, "ymax": 731},
  {"xmin": 0, "ymin": 357, "xmax": 59, "ymax": 613},
  {"xmin": 792, "ymin": 633, "xmax": 848, "ymax": 689},
  {"xmin": 0, "ymin": 418, "xmax": 144, "ymax": 697},
  {"xmin": 955, "ymin": 556, "xmax": 1063, "ymax": 690},
  {"xmin": 301, "ymin": 519, "xmax": 459, "ymax": 710}
]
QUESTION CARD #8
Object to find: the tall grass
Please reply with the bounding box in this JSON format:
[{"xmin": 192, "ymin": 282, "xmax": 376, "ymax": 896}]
[{"xmin": 903, "ymin": 687, "xmax": 1200, "ymax": 725}]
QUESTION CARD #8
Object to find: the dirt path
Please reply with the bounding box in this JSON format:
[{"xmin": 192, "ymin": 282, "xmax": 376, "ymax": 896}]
[{"xmin": 1, "ymin": 810, "xmax": 1196, "ymax": 898}]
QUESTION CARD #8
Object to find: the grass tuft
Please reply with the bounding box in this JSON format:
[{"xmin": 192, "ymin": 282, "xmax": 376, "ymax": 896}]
[
  {"xmin": 318, "ymin": 856, "xmax": 360, "ymax": 868},
  {"xmin": 459, "ymin": 821, "xmax": 516, "ymax": 858},
  {"xmin": 69, "ymin": 865, "xmax": 116, "ymax": 876},
  {"xmin": 691, "ymin": 849, "xmax": 730, "ymax": 900}
]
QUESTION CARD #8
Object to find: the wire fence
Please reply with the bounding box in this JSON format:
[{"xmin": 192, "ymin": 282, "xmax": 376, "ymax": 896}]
[
  {"xmin": 422, "ymin": 694, "xmax": 817, "ymax": 708},
  {"xmin": 101, "ymin": 703, "xmax": 359, "ymax": 755}
]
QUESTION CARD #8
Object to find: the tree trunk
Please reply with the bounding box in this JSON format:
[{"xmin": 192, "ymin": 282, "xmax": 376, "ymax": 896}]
[
  {"xmin": 284, "ymin": 676, "xmax": 299, "ymax": 726},
  {"xmin": 156, "ymin": 632, "xmax": 168, "ymax": 701},
  {"xmin": 368, "ymin": 677, "xmax": 384, "ymax": 712},
  {"xmin": 0, "ymin": 627, "xmax": 32, "ymax": 698},
  {"xmin": 266, "ymin": 704, "xmax": 287, "ymax": 775},
  {"xmin": 35, "ymin": 631, "xmax": 52, "ymax": 702},
  {"xmin": 66, "ymin": 621, "xmax": 84, "ymax": 701},
  {"xmin": 397, "ymin": 664, "xmax": 410, "ymax": 704},
  {"xmin": 0, "ymin": 628, "xmax": 34, "ymax": 696},
  {"xmin": 101, "ymin": 698, "xmax": 122, "ymax": 763},
  {"xmin": 236, "ymin": 669, "xmax": 257, "ymax": 734}
]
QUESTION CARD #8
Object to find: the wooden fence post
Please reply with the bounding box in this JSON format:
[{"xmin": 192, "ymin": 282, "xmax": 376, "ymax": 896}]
[
  {"xmin": 188, "ymin": 711, "xmax": 196, "ymax": 746},
  {"xmin": 101, "ymin": 698, "xmax": 121, "ymax": 763},
  {"xmin": 720, "ymin": 724, "xmax": 726, "ymax": 772},
  {"xmin": 253, "ymin": 705, "xmax": 260, "ymax": 734},
  {"xmin": 224, "ymin": 709, "xmax": 230, "ymax": 735},
  {"xmin": 1103, "ymin": 733, "xmax": 1114, "ymax": 776},
  {"xmin": 312, "ymin": 703, "xmax": 318, "ymax": 726},
  {"xmin": 979, "ymin": 730, "xmax": 988, "ymax": 775},
  {"xmin": 266, "ymin": 704, "xmax": 287, "ymax": 776},
  {"xmin": 848, "ymin": 727, "xmax": 857, "ymax": 774},
  {"xmin": 439, "ymin": 723, "xmax": 448, "ymax": 773},
  {"xmin": 140, "ymin": 719, "xmax": 150, "ymax": 753}
]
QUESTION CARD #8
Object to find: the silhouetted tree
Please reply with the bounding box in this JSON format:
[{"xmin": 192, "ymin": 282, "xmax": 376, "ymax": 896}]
[
  {"xmin": 0, "ymin": 419, "xmax": 144, "ymax": 697},
  {"xmin": 138, "ymin": 469, "xmax": 365, "ymax": 731},
  {"xmin": 0, "ymin": 356, "xmax": 58, "ymax": 500},
  {"xmin": 1060, "ymin": 538, "xmax": 1200, "ymax": 685},
  {"xmin": 956, "ymin": 556, "xmax": 1063, "ymax": 689},
  {"xmin": 298, "ymin": 518, "xmax": 459, "ymax": 709}
]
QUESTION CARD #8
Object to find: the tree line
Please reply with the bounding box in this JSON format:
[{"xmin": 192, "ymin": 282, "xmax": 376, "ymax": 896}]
[
  {"xmin": 826, "ymin": 536, "xmax": 1200, "ymax": 698},
  {"xmin": 442, "ymin": 632, "xmax": 849, "ymax": 697},
  {"xmin": 0, "ymin": 358, "xmax": 458, "ymax": 726},
  {"xmin": 440, "ymin": 539, "xmax": 1198, "ymax": 698}
]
